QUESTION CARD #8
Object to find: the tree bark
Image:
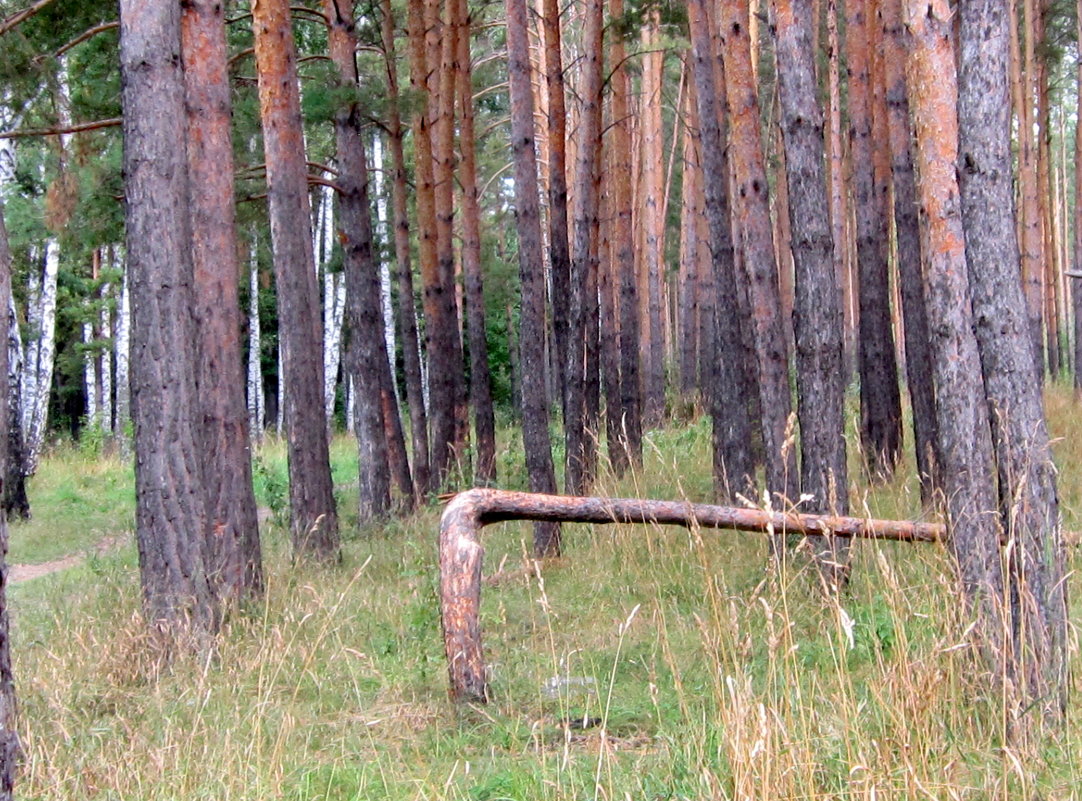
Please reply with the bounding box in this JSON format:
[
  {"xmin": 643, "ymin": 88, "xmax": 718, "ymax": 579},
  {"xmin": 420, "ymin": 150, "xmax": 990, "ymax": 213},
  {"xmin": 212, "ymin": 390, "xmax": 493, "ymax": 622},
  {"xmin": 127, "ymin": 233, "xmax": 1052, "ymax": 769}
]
[
  {"xmin": 610, "ymin": 0, "xmax": 642, "ymax": 470},
  {"xmin": 245, "ymin": 235, "xmax": 264, "ymax": 443},
  {"xmin": 1075, "ymin": 0, "xmax": 1082, "ymax": 395},
  {"xmin": 678, "ymin": 80, "xmax": 701, "ymax": 399},
  {"xmin": 121, "ymin": 0, "xmax": 218, "ymax": 636},
  {"xmin": 772, "ymin": 0, "xmax": 849, "ymax": 583},
  {"xmin": 324, "ymin": 0, "xmax": 394, "ymax": 522},
  {"xmin": 958, "ymin": 0, "xmax": 1067, "ymax": 724},
  {"xmin": 456, "ymin": 0, "xmax": 497, "ymax": 486},
  {"xmin": 253, "ymin": 0, "xmax": 339, "ymax": 559},
  {"xmin": 0, "ymin": 197, "xmax": 20, "ymax": 801},
  {"xmin": 879, "ymin": 0, "xmax": 938, "ymax": 502},
  {"xmin": 687, "ymin": 0, "xmax": 756, "ymax": 500},
  {"xmin": 507, "ymin": 0, "xmax": 560, "ymax": 555},
  {"xmin": 904, "ymin": 0, "xmax": 1007, "ymax": 705},
  {"xmin": 182, "ymin": 0, "xmax": 263, "ymax": 604},
  {"xmin": 3, "ymin": 305, "xmax": 28, "ymax": 520},
  {"xmin": 719, "ymin": 0, "xmax": 797, "ymax": 512},
  {"xmin": 566, "ymin": 0, "xmax": 603, "ymax": 493},
  {"xmin": 641, "ymin": 15, "xmax": 667, "ymax": 426},
  {"xmin": 381, "ymin": 0, "xmax": 429, "ymax": 498},
  {"xmin": 541, "ymin": 0, "xmax": 571, "ymax": 422},
  {"xmin": 850, "ymin": 0, "xmax": 902, "ymax": 477}
]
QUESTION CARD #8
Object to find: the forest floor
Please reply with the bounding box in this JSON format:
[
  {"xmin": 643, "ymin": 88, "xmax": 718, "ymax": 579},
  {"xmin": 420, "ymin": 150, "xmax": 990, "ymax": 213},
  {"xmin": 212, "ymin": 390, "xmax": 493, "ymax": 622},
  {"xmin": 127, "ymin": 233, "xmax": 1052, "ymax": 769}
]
[{"xmin": 8, "ymin": 386, "xmax": 1082, "ymax": 800}]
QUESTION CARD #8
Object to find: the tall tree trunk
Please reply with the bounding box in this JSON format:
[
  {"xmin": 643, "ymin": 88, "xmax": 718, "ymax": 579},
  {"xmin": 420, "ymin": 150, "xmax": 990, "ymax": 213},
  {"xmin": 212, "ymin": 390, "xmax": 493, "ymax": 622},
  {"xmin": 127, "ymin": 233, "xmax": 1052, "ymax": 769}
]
[
  {"xmin": 849, "ymin": 0, "xmax": 903, "ymax": 477},
  {"xmin": 182, "ymin": 0, "xmax": 263, "ymax": 604},
  {"xmin": 687, "ymin": 0, "xmax": 756, "ymax": 499},
  {"xmin": 641, "ymin": 15, "xmax": 667, "ymax": 425},
  {"xmin": 381, "ymin": 0, "xmax": 429, "ymax": 497},
  {"xmin": 431, "ymin": 0, "xmax": 469, "ymax": 474},
  {"xmin": 1035, "ymin": 1, "xmax": 1060, "ymax": 376},
  {"xmin": 599, "ymin": 141, "xmax": 624, "ymax": 471},
  {"xmin": 1012, "ymin": 0, "xmax": 1045, "ymax": 376},
  {"xmin": 408, "ymin": 0, "xmax": 459, "ymax": 489},
  {"xmin": 506, "ymin": 0, "xmax": 561, "ymax": 556},
  {"xmin": 719, "ymin": 0, "xmax": 797, "ymax": 511},
  {"xmin": 246, "ymin": 236, "xmax": 264, "ymax": 443},
  {"xmin": 0, "ymin": 195, "xmax": 20, "ymax": 801},
  {"xmin": 542, "ymin": 0, "xmax": 571, "ymax": 418},
  {"xmin": 115, "ymin": 257, "xmax": 131, "ymax": 454},
  {"xmin": 772, "ymin": 0, "xmax": 849, "ymax": 583},
  {"xmin": 1075, "ymin": 0, "xmax": 1082, "ymax": 395},
  {"xmin": 121, "ymin": 0, "xmax": 218, "ymax": 637},
  {"xmin": 904, "ymin": 0, "xmax": 1007, "ymax": 710},
  {"xmin": 610, "ymin": 0, "xmax": 642, "ymax": 470},
  {"xmin": 880, "ymin": 0, "xmax": 938, "ymax": 502},
  {"xmin": 325, "ymin": 0, "xmax": 393, "ymax": 522},
  {"xmin": 456, "ymin": 0, "xmax": 497, "ymax": 485},
  {"xmin": 3, "ymin": 303, "xmax": 28, "ymax": 520},
  {"xmin": 678, "ymin": 79, "xmax": 701, "ymax": 399},
  {"xmin": 958, "ymin": 0, "xmax": 1067, "ymax": 724},
  {"xmin": 825, "ymin": 0, "xmax": 854, "ymax": 374},
  {"xmin": 253, "ymin": 0, "xmax": 339, "ymax": 558},
  {"xmin": 566, "ymin": 0, "xmax": 603, "ymax": 493},
  {"xmin": 21, "ymin": 240, "xmax": 59, "ymax": 475}
]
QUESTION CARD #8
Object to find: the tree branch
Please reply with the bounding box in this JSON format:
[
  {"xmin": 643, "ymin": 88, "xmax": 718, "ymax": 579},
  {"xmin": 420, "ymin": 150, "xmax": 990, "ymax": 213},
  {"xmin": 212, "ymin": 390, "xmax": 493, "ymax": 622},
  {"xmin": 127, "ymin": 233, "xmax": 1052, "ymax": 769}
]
[
  {"xmin": 50, "ymin": 20, "xmax": 118, "ymax": 58},
  {"xmin": 0, "ymin": 0, "xmax": 61, "ymax": 37},
  {"xmin": 0, "ymin": 117, "xmax": 121, "ymax": 140},
  {"xmin": 440, "ymin": 488, "xmax": 945, "ymax": 702}
]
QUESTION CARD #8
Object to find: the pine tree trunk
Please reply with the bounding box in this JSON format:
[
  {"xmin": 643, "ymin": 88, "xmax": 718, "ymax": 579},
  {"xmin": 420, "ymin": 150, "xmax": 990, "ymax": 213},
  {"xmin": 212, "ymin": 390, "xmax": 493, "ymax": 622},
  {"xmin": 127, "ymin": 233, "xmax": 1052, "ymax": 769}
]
[
  {"xmin": 772, "ymin": 0, "xmax": 849, "ymax": 583},
  {"xmin": 904, "ymin": 0, "xmax": 1007, "ymax": 704},
  {"xmin": 325, "ymin": 0, "xmax": 393, "ymax": 522},
  {"xmin": 598, "ymin": 144, "xmax": 624, "ymax": 471},
  {"xmin": 958, "ymin": 0, "xmax": 1067, "ymax": 724},
  {"xmin": 719, "ymin": 0, "xmax": 797, "ymax": 511},
  {"xmin": 880, "ymin": 0, "xmax": 938, "ymax": 502},
  {"xmin": 456, "ymin": 0, "xmax": 497, "ymax": 485},
  {"xmin": 1013, "ymin": 0, "xmax": 1046, "ymax": 376},
  {"xmin": 566, "ymin": 0, "xmax": 603, "ymax": 493},
  {"xmin": 641, "ymin": 16, "xmax": 666, "ymax": 425},
  {"xmin": 507, "ymin": 0, "xmax": 561, "ymax": 556},
  {"xmin": 0, "ymin": 195, "xmax": 20, "ymax": 801},
  {"xmin": 1075, "ymin": 0, "xmax": 1082, "ymax": 395},
  {"xmin": 253, "ymin": 0, "xmax": 339, "ymax": 558},
  {"xmin": 825, "ymin": 0, "xmax": 854, "ymax": 374},
  {"xmin": 849, "ymin": 0, "xmax": 902, "ymax": 477},
  {"xmin": 182, "ymin": 0, "xmax": 263, "ymax": 604},
  {"xmin": 678, "ymin": 83, "xmax": 701, "ymax": 399},
  {"xmin": 687, "ymin": 0, "xmax": 756, "ymax": 499},
  {"xmin": 121, "ymin": 0, "xmax": 218, "ymax": 637},
  {"xmin": 542, "ymin": 0, "xmax": 571, "ymax": 420},
  {"xmin": 381, "ymin": 0, "xmax": 429, "ymax": 497}
]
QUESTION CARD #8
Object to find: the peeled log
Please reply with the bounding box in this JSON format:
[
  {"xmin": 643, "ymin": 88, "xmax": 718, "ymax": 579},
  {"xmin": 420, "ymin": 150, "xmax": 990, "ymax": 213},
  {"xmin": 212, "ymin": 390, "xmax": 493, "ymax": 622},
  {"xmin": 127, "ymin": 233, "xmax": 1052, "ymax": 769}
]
[{"xmin": 439, "ymin": 488, "xmax": 944, "ymax": 702}]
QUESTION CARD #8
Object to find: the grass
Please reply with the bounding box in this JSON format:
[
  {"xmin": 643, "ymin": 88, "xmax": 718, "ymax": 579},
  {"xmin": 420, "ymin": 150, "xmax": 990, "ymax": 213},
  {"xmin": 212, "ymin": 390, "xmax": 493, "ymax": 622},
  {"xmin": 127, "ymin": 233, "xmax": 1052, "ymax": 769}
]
[{"xmin": 8, "ymin": 387, "xmax": 1082, "ymax": 800}]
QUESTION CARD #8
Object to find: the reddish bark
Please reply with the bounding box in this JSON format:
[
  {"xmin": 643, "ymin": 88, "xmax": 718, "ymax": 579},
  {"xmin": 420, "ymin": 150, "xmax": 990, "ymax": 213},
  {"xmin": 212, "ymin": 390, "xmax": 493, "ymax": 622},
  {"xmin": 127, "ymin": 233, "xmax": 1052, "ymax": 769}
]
[{"xmin": 182, "ymin": 0, "xmax": 263, "ymax": 604}]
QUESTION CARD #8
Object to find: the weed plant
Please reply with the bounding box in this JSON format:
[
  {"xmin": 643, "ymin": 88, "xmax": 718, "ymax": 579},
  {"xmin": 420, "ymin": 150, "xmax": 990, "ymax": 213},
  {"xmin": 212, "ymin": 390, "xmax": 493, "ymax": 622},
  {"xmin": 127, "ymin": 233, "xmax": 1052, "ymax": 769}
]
[{"xmin": 9, "ymin": 387, "xmax": 1082, "ymax": 799}]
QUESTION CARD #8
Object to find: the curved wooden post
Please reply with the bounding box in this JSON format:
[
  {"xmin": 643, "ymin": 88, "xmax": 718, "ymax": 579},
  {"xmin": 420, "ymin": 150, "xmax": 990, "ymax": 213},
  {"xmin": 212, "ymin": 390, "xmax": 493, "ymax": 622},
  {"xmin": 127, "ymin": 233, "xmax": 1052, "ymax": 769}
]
[{"xmin": 439, "ymin": 488, "xmax": 945, "ymax": 702}]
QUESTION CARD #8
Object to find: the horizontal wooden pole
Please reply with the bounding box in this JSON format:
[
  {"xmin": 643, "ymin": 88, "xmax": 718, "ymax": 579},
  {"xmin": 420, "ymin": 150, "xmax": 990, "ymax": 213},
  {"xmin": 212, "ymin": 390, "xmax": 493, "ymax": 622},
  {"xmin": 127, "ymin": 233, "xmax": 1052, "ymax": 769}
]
[{"xmin": 439, "ymin": 488, "xmax": 944, "ymax": 702}]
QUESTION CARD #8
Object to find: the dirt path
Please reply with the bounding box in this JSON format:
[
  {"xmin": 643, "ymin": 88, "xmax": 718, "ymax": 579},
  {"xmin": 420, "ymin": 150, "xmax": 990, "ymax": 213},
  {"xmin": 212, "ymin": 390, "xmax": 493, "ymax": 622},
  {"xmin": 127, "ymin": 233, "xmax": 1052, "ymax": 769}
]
[{"xmin": 9, "ymin": 533, "xmax": 129, "ymax": 585}]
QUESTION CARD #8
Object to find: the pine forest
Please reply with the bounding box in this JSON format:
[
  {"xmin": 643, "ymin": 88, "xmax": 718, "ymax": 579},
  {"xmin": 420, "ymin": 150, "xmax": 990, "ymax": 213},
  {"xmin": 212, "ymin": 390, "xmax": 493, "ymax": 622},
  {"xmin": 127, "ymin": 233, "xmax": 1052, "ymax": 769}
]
[{"xmin": 1, "ymin": 0, "xmax": 1082, "ymax": 797}]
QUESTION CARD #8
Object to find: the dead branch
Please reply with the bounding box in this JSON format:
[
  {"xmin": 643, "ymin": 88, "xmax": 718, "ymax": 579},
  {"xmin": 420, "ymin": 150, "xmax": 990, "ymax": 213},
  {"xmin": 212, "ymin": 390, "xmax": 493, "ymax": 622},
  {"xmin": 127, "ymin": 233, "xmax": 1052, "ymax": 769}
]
[
  {"xmin": 440, "ymin": 488, "xmax": 945, "ymax": 702},
  {"xmin": 0, "ymin": 0, "xmax": 60, "ymax": 38}
]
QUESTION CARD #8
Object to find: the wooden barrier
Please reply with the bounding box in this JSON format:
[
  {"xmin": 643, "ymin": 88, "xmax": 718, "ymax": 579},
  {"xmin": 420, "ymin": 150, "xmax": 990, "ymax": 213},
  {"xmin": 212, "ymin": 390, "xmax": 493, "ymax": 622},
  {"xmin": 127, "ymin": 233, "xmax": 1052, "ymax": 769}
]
[{"xmin": 438, "ymin": 488, "xmax": 945, "ymax": 702}]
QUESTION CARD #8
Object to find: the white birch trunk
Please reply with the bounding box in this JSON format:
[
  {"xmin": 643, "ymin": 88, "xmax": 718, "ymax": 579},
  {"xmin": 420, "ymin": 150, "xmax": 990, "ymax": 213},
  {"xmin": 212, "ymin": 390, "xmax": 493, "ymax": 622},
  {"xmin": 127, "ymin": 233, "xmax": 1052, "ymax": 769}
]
[
  {"xmin": 346, "ymin": 374, "xmax": 355, "ymax": 434},
  {"xmin": 22, "ymin": 239, "xmax": 59, "ymax": 473},
  {"xmin": 115, "ymin": 259, "xmax": 131, "ymax": 440},
  {"xmin": 83, "ymin": 321, "xmax": 98, "ymax": 429},
  {"xmin": 373, "ymin": 134, "xmax": 397, "ymax": 389},
  {"xmin": 247, "ymin": 236, "xmax": 265, "ymax": 441},
  {"xmin": 276, "ymin": 342, "xmax": 284, "ymax": 436},
  {"xmin": 319, "ymin": 181, "xmax": 345, "ymax": 424},
  {"xmin": 99, "ymin": 281, "xmax": 113, "ymax": 433}
]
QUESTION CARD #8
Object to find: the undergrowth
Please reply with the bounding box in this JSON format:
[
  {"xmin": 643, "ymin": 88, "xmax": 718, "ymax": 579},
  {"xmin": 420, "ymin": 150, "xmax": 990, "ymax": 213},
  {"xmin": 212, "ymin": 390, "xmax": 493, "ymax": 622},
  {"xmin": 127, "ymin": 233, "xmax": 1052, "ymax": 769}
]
[{"xmin": 8, "ymin": 387, "xmax": 1082, "ymax": 799}]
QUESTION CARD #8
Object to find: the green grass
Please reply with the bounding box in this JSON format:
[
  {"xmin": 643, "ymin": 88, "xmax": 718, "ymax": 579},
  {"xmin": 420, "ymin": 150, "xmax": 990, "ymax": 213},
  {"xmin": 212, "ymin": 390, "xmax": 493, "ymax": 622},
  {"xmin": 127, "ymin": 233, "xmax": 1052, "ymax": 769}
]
[{"xmin": 9, "ymin": 388, "xmax": 1082, "ymax": 800}]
